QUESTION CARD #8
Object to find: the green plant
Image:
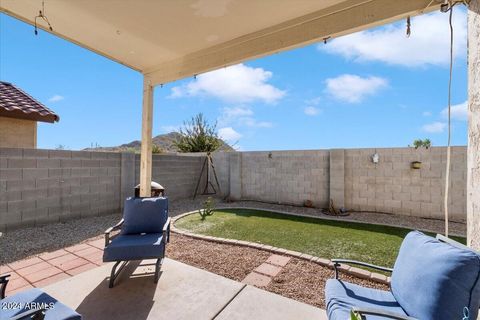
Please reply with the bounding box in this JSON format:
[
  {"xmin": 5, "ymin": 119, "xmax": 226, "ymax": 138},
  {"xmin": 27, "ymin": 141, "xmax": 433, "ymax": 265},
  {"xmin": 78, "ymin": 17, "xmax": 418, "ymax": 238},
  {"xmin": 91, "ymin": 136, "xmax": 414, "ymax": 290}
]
[
  {"xmin": 55, "ymin": 144, "xmax": 67, "ymax": 150},
  {"xmin": 412, "ymin": 138, "xmax": 431, "ymax": 149},
  {"xmin": 152, "ymin": 144, "xmax": 163, "ymax": 154},
  {"xmin": 174, "ymin": 113, "xmax": 222, "ymax": 153},
  {"xmin": 198, "ymin": 197, "xmax": 216, "ymax": 220},
  {"xmin": 350, "ymin": 310, "xmax": 362, "ymax": 320}
]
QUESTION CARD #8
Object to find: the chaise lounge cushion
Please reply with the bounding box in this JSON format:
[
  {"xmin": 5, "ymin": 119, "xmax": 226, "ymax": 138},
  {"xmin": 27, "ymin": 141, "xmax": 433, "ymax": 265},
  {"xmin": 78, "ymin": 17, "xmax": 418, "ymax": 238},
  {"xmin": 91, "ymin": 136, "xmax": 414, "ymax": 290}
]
[
  {"xmin": 391, "ymin": 231, "xmax": 480, "ymax": 320},
  {"xmin": 0, "ymin": 288, "xmax": 81, "ymax": 320},
  {"xmin": 121, "ymin": 197, "xmax": 168, "ymax": 235},
  {"xmin": 325, "ymin": 279, "xmax": 408, "ymax": 320},
  {"xmin": 103, "ymin": 233, "xmax": 165, "ymax": 262}
]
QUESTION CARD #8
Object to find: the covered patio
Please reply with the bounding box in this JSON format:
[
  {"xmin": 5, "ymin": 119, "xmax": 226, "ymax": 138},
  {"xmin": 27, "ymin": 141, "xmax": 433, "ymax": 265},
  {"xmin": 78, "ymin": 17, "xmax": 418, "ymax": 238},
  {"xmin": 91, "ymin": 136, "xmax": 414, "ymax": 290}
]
[
  {"xmin": 1, "ymin": 0, "xmax": 480, "ymax": 319},
  {"xmin": 41, "ymin": 258, "xmax": 326, "ymax": 320}
]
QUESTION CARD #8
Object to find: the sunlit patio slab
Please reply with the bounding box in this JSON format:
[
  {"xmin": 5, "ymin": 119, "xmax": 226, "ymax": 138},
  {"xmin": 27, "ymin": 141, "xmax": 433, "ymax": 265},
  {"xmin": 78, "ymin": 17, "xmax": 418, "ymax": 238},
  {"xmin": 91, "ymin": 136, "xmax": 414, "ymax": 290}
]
[
  {"xmin": 215, "ymin": 285, "xmax": 327, "ymax": 320},
  {"xmin": 41, "ymin": 257, "xmax": 326, "ymax": 320}
]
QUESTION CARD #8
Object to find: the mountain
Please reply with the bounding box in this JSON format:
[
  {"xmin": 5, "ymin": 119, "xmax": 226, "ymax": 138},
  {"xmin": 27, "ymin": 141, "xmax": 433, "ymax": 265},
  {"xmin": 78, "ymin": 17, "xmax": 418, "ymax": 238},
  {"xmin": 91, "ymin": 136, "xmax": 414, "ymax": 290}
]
[{"xmin": 84, "ymin": 132, "xmax": 235, "ymax": 153}]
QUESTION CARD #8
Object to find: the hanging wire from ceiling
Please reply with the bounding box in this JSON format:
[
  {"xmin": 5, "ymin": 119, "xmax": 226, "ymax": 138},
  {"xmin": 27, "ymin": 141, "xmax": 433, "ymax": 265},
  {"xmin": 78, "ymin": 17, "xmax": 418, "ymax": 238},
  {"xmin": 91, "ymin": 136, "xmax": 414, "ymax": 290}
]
[
  {"xmin": 442, "ymin": 0, "xmax": 460, "ymax": 238},
  {"xmin": 34, "ymin": 1, "xmax": 53, "ymax": 35},
  {"xmin": 406, "ymin": 16, "xmax": 411, "ymax": 37}
]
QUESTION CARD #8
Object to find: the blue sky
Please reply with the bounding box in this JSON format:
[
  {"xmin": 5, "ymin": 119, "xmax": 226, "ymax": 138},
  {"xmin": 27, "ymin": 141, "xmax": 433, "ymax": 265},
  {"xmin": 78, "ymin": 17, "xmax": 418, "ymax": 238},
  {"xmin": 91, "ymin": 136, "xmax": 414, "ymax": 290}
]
[{"xmin": 0, "ymin": 8, "xmax": 468, "ymax": 151}]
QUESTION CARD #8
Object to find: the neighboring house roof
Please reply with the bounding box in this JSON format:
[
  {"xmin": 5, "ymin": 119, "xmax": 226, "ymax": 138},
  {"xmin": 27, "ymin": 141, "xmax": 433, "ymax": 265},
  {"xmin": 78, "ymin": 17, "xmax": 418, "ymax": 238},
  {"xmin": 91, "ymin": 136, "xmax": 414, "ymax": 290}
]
[{"xmin": 0, "ymin": 81, "xmax": 59, "ymax": 123}]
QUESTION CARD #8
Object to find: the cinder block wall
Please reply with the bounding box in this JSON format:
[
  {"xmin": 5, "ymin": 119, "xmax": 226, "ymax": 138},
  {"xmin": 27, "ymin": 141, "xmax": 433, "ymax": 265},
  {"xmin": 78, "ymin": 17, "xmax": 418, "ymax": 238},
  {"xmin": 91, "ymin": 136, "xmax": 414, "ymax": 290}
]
[
  {"xmin": 0, "ymin": 148, "xmax": 205, "ymax": 231},
  {"xmin": 344, "ymin": 147, "xmax": 466, "ymax": 221},
  {"xmin": 134, "ymin": 154, "xmax": 206, "ymax": 200},
  {"xmin": 214, "ymin": 146, "xmax": 467, "ymax": 221},
  {"xmin": 227, "ymin": 150, "xmax": 330, "ymax": 206},
  {"xmin": 0, "ymin": 148, "xmax": 122, "ymax": 231}
]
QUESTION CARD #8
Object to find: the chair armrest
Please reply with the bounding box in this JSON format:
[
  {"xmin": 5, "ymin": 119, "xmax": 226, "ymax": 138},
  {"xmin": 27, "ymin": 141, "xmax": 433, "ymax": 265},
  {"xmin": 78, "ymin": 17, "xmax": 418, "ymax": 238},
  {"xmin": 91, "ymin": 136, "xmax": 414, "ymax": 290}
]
[
  {"xmin": 105, "ymin": 219, "xmax": 124, "ymax": 247},
  {"xmin": 331, "ymin": 259, "xmax": 393, "ymax": 279},
  {"xmin": 1, "ymin": 274, "xmax": 10, "ymax": 299},
  {"xmin": 352, "ymin": 307, "xmax": 418, "ymax": 320},
  {"xmin": 162, "ymin": 217, "xmax": 171, "ymax": 244},
  {"xmin": 9, "ymin": 307, "xmax": 46, "ymax": 320}
]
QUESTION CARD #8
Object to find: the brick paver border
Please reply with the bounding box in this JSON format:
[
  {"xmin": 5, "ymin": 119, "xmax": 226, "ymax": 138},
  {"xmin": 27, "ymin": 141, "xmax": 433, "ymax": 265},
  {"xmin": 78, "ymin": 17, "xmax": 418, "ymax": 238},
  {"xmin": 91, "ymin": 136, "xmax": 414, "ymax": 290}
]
[
  {"xmin": 1, "ymin": 236, "xmax": 105, "ymax": 296},
  {"xmin": 172, "ymin": 209, "xmax": 391, "ymax": 285}
]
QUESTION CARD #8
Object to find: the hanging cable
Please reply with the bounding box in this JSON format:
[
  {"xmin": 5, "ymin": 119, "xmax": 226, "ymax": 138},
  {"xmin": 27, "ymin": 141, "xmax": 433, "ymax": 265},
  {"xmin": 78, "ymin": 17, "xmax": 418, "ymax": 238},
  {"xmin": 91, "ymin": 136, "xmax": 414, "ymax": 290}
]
[
  {"xmin": 34, "ymin": 1, "xmax": 53, "ymax": 35},
  {"xmin": 443, "ymin": 1, "xmax": 456, "ymax": 238},
  {"xmin": 406, "ymin": 16, "xmax": 411, "ymax": 37}
]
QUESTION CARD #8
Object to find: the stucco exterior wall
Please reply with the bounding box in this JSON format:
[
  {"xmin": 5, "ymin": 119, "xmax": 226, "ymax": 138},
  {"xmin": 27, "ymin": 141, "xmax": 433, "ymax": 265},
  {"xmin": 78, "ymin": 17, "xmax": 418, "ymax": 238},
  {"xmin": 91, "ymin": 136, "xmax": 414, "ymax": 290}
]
[
  {"xmin": 467, "ymin": 0, "xmax": 480, "ymax": 250},
  {"xmin": 0, "ymin": 117, "xmax": 37, "ymax": 148}
]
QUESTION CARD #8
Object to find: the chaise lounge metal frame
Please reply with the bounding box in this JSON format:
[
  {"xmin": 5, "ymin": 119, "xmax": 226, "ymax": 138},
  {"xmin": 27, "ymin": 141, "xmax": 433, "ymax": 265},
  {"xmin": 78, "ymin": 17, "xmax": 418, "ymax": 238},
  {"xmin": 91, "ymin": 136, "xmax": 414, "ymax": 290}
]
[{"xmin": 104, "ymin": 216, "xmax": 171, "ymax": 288}]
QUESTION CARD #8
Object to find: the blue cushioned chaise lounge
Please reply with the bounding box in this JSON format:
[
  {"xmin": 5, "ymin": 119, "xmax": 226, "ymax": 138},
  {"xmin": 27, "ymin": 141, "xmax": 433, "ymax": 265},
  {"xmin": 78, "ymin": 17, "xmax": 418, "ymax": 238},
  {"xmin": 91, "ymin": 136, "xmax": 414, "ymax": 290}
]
[
  {"xmin": 103, "ymin": 196, "xmax": 170, "ymax": 288},
  {"xmin": 325, "ymin": 231, "xmax": 480, "ymax": 320},
  {"xmin": 0, "ymin": 275, "xmax": 81, "ymax": 320}
]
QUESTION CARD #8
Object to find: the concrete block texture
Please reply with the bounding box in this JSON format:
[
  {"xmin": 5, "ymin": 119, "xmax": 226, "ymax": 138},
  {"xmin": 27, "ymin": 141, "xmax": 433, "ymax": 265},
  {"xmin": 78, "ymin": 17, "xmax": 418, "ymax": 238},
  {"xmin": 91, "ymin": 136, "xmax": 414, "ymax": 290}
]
[
  {"xmin": 120, "ymin": 152, "xmax": 135, "ymax": 208},
  {"xmin": 0, "ymin": 146, "xmax": 468, "ymax": 230},
  {"xmin": 239, "ymin": 150, "xmax": 330, "ymax": 206},
  {"xmin": 329, "ymin": 149, "xmax": 345, "ymax": 208},
  {"xmin": 214, "ymin": 147, "xmax": 466, "ymax": 221},
  {"xmin": 0, "ymin": 148, "xmax": 207, "ymax": 230},
  {"xmin": 345, "ymin": 147, "xmax": 466, "ymax": 221}
]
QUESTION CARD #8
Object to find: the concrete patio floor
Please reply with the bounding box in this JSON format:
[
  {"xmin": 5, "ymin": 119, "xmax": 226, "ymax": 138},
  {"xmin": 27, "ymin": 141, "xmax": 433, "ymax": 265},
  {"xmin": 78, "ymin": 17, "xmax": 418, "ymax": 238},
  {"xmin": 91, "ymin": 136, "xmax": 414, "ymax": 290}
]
[{"xmin": 42, "ymin": 258, "xmax": 327, "ymax": 320}]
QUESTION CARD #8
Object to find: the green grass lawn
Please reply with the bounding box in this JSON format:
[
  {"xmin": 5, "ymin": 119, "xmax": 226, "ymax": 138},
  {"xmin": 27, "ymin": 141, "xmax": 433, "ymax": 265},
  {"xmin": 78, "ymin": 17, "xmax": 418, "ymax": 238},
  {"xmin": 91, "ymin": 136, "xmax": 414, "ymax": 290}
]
[{"xmin": 176, "ymin": 208, "xmax": 466, "ymax": 269}]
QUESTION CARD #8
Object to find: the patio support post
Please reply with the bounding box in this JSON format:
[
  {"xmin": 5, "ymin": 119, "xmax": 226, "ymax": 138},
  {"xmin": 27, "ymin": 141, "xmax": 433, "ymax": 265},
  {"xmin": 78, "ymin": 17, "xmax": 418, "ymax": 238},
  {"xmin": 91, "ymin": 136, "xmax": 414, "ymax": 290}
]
[
  {"xmin": 139, "ymin": 76, "xmax": 154, "ymax": 197},
  {"xmin": 467, "ymin": 0, "xmax": 480, "ymax": 250}
]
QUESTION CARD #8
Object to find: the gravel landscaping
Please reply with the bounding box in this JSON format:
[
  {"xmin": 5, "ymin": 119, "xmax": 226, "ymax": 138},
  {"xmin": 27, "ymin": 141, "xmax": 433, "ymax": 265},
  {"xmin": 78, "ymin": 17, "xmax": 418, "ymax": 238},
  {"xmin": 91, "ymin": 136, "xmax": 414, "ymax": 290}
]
[
  {"xmin": 167, "ymin": 233, "xmax": 388, "ymax": 309},
  {"xmin": 267, "ymin": 258, "xmax": 388, "ymax": 309},
  {"xmin": 167, "ymin": 233, "xmax": 270, "ymax": 281}
]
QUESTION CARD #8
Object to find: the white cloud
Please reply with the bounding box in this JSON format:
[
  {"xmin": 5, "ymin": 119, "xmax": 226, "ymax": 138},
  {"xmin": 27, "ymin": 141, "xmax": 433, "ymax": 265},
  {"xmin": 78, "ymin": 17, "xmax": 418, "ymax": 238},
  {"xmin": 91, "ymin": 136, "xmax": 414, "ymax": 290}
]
[
  {"xmin": 422, "ymin": 121, "xmax": 447, "ymax": 133},
  {"xmin": 169, "ymin": 64, "xmax": 285, "ymax": 104},
  {"xmin": 325, "ymin": 74, "xmax": 388, "ymax": 103},
  {"xmin": 218, "ymin": 106, "xmax": 273, "ymax": 128},
  {"xmin": 320, "ymin": 11, "xmax": 467, "ymax": 67},
  {"xmin": 48, "ymin": 94, "xmax": 64, "ymax": 102},
  {"xmin": 304, "ymin": 106, "xmax": 321, "ymax": 116},
  {"xmin": 441, "ymin": 101, "xmax": 467, "ymax": 121},
  {"xmin": 422, "ymin": 111, "xmax": 432, "ymax": 117},
  {"xmin": 218, "ymin": 127, "xmax": 242, "ymax": 142},
  {"xmin": 220, "ymin": 106, "xmax": 253, "ymax": 119}
]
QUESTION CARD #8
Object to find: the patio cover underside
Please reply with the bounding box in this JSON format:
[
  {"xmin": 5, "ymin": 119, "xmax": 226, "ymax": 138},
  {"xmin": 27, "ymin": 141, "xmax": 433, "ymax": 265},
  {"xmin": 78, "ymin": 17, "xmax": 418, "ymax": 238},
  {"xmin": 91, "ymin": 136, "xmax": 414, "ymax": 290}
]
[{"xmin": 1, "ymin": 0, "xmax": 440, "ymax": 85}]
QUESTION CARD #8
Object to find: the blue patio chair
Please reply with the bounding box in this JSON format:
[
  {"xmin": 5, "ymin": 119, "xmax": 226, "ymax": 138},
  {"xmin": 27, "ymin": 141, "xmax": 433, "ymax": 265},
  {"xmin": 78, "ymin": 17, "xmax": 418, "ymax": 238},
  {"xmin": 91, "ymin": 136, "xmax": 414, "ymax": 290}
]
[
  {"xmin": 325, "ymin": 231, "xmax": 480, "ymax": 320},
  {"xmin": 103, "ymin": 197, "xmax": 170, "ymax": 288},
  {"xmin": 0, "ymin": 275, "xmax": 81, "ymax": 320}
]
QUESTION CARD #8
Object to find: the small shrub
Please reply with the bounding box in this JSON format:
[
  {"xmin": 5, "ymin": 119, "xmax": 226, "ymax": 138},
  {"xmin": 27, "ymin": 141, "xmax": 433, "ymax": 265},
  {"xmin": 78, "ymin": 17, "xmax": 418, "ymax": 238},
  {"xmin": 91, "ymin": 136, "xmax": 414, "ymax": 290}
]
[
  {"xmin": 198, "ymin": 197, "xmax": 216, "ymax": 220},
  {"xmin": 152, "ymin": 144, "xmax": 163, "ymax": 154},
  {"xmin": 412, "ymin": 138, "xmax": 431, "ymax": 149},
  {"xmin": 350, "ymin": 311, "xmax": 362, "ymax": 320},
  {"xmin": 303, "ymin": 200, "xmax": 314, "ymax": 208}
]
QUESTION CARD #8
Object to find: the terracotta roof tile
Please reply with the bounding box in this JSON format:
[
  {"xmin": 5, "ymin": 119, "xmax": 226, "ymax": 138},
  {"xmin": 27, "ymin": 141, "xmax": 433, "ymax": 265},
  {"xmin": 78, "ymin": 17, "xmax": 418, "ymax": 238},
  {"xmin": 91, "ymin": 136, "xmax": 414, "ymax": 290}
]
[{"xmin": 0, "ymin": 81, "xmax": 59, "ymax": 123}]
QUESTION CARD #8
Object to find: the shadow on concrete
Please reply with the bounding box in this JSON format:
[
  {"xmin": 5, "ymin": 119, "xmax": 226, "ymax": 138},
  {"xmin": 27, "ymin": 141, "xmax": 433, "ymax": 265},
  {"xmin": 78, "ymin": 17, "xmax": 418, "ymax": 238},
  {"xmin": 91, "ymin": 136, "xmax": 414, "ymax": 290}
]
[{"xmin": 76, "ymin": 261, "xmax": 159, "ymax": 320}]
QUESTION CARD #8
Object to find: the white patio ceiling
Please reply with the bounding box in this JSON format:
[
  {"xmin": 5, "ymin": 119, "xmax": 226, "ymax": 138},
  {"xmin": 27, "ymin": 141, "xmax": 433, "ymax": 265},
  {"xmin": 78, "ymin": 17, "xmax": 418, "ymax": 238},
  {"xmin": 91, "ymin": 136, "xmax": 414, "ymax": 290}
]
[{"xmin": 1, "ymin": 0, "xmax": 440, "ymax": 85}]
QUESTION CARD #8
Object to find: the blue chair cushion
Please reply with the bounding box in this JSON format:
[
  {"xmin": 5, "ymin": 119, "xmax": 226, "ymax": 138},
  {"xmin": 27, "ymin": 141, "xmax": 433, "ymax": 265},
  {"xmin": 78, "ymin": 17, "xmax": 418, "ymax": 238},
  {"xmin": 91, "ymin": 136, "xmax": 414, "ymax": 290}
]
[
  {"xmin": 391, "ymin": 231, "xmax": 480, "ymax": 320},
  {"xmin": 121, "ymin": 197, "xmax": 168, "ymax": 235},
  {"xmin": 325, "ymin": 279, "xmax": 408, "ymax": 320},
  {"xmin": 103, "ymin": 233, "xmax": 165, "ymax": 262},
  {"xmin": 0, "ymin": 288, "xmax": 81, "ymax": 320}
]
